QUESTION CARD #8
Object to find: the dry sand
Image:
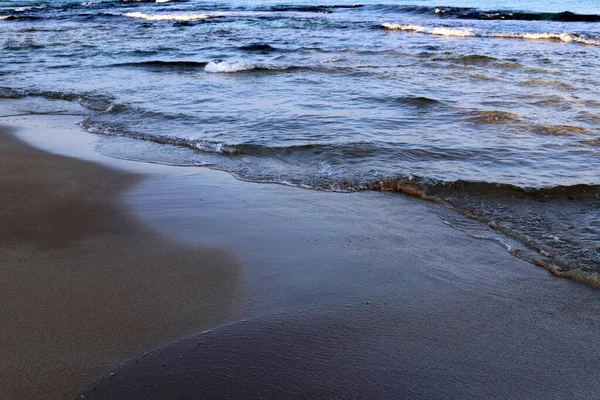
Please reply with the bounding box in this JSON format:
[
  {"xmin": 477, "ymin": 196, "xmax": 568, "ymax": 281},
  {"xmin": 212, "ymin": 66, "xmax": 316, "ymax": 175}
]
[{"xmin": 0, "ymin": 126, "xmax": 242, "ymax": 400}]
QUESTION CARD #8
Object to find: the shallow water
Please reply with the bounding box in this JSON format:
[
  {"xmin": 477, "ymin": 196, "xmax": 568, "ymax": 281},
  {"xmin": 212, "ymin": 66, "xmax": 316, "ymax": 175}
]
[{"xmin": 1, "ymin": 0, "xmax": 598, "ymax": 280}]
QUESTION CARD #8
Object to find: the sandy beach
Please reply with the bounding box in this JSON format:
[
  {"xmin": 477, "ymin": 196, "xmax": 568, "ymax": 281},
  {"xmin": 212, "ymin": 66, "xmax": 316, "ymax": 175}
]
[
  {"xmin": 0, "ymin": 122, "xmax": 242, "ymax": 399},
  {"xmin": 2, "ymin": 115, "xmax": 600, "ymax": 399}
]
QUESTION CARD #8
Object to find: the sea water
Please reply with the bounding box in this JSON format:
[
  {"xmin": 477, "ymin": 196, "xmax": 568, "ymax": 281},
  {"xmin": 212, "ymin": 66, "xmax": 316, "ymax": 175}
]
[{"xmin": 1, "ymin": 0, "xmax": 598, "ymax": 280}]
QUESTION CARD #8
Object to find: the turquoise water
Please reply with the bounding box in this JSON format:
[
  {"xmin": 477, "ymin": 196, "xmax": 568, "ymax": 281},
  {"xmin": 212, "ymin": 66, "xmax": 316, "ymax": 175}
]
[{"xmin": 1, "ymin": 0, "xmax": 599, "ymax": 279}]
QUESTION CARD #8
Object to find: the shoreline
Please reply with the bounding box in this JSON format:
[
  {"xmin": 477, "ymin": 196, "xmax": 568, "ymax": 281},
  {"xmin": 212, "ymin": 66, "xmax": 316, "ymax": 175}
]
[{"xmin": 2, "ymin": 115, "xmax": 600, "ymax": 399}]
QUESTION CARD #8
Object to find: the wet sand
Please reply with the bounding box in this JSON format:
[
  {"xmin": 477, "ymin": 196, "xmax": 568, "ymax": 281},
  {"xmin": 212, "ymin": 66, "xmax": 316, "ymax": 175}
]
[
  {"xmin": 2, "ymin": 114, "xmax": 600, "ymax": 399},
  {"xmin": 0, "ymin": 125, "xmax": 242, "ymax": 400}
]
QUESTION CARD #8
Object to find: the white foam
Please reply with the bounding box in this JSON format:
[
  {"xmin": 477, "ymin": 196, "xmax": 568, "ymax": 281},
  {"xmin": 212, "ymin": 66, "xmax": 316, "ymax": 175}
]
[
  {"xmin": 0, "ymin": 16, "xmax": 9, "ymax": 20},
  {"xmin": 123, "ymin": 12, "xmax": 213, "ymax": 21},
  {"xmin": 493, "ymin": 32, "xmax": 574, "ymax": 41},
  {"xmin": 195, "ymin": 141, "xmax": 227, "ymax": 153},
  {"xmin": 492, "ymin": 32, "xmax": 600, "ymax": 46},
  {"xmin": 382, "ymin": 23, "xmax": 600, "ymax": 46},
  {"xmin": 320, "ymin": 57, "xmax": 341, "ymax": 63},
  {"xmin": 431, "ymin": 28, "xmax": 475, "ymax": 37},
  {"xmin": 155, "ymin": 0, "xmax": 171, "ymax": 3},
  {"xmin": 10, "ymin": 6, "xmax": 47, "ymax": 12},
  {"xmin": 205, "ymin": 60, "xmax": 255, "ymax": 73},
  {"xmin": 381, "ymin": 23, "xmax": 425, "ymax": 32},
  {"xmin": 382, "ymin": 24, "xmax": 474, "ymax": 37}
]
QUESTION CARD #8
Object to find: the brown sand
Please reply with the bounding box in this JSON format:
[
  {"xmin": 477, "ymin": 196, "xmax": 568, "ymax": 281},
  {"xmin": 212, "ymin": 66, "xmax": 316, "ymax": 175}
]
[
  {"xmin": 3, "ymin": 115, "xmax": 600, "ymax": 400},
  {"xmin": 0, "ymin": 126, "xmax": 241, "ymax": 400}
]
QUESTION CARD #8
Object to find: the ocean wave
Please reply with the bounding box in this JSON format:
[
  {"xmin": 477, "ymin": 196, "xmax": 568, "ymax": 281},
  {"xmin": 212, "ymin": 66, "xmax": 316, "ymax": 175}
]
[
  {"xmin": 382, "ymin": 23, "xmax": 600, "ymax": 46},
  {"xmin": 368, "ymin": 177, "xmax": 600, "ymax": 286},
  {"xmin": 204, "ymin": 60, "xmax": 301, "ymax": 73},
  {"xmin": 238, "ymin": 43, "xmax": 278, "ymax": 53},
  {"xmin": 0, "ymin": 87, "xmax": 119, "ymax": 112},
  {"xmin": 0, "ymin": 15, "xmax": 43, "ymax": 21},
  {"xmin": 262, "ymin": 4, "xmax": 364, "ymax": 14},
  {"xmin": 382, "ymin": 23, "xmax": 474, "ymax": 37},
  {"xmin": 380, "ymin": 23, "xmax": 424, "ymax": 32},
  {"xmin": 379, "ymin": 5, "xmax": 600, "ymax": 23},
  {"xmin": 73, "ymin": 108, "xmax": 600, "ymax": 284},
  {"xmin": 491, "ymin": 32, "xmax": 600, "ymax": 46},
  {"xmin": 122, "ymin": 0, "xmax": 179, "ymax": 2},
  {"xmin": 5, "ymin": 5, "xmax": 48, "ymax": 12},
  {"xmin": 431, "ymin": 27, "xmax": 475, "ymax": 37},
  {"xmin": 205, "ymin": 61, "xmax": 256, "ymax": 73},
  {"xmin": 436, "ymin": 54, "xmax": 522, "ymax": 69},
  {"xmin": 80, "ymin": 118, "xmax": 235, "ymax": 154},
  {"xmin": 391, "ymin": 95, "xmax": 441, "ymax": 107},
  {"xmin": 3, "ymin": 38, "xmax": 46, "ymax": 50},
  {"xmin": 433, "ymin": 7, "xmax": 600, "ymax": 23},
  {"xmin": 110, "ymin": 60, "xmax": 208, "ymax": 69},
  {"xmin": 122, "ymin": 12, "xmax": 215, "ymax": 21}
]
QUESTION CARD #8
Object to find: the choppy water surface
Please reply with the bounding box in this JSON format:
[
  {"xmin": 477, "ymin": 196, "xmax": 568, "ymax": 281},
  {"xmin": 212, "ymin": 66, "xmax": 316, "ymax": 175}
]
[{"xmin": 1, "ymin": 0, "xmax": 599, "ymax": 283}]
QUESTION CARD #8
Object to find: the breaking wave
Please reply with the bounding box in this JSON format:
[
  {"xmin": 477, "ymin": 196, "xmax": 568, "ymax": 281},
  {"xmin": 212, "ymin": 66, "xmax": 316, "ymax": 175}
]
[
  {"xmin": 204, "ymin": 60, "xmax": 314, "ymax": 73},
  {"xmin": 122, "ymin": 12, "xmax": 215, "ymax": 21},
  {"xmin": 261, "ymin": 4, "xmax": 364, "ymax": 13},
  {"xmin": 382, "ymin": 24, "xmax": 474, "ymax": 37},
  {"xmin": 382, "ymin": 23, "xmax": 600, "ymax": 45},
  {"xmin": 110, "ymin": 60, "xmax": 209, "ymax": 69},
  {"xmin": 491, "ymin": 32, "xmax": 600, "ymax": 46},
  {"xmin": 432, "ymin": 7, "xmax": 600, "ymax": 23},
  {"xmin": 375, "ymin": 5, "xmax": 600, "ymax": 23}
]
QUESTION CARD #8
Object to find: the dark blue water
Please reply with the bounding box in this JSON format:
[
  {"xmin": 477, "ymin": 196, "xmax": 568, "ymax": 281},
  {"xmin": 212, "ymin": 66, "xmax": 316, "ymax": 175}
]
[{"xmin": 1, "ymin": 0, "xmax": 599, "ymax": 282}]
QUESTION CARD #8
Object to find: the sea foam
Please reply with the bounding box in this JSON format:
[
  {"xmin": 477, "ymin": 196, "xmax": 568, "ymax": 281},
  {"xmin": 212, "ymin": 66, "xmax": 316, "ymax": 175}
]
[
  {"xmin": 380, "ymin": 23, "xmax": 425, "ymax": 32},
  {"xmin": 123, "ymin": 12, "xmax": 213, "ymax": 21},
  {"xmin": 491, "ymin": 32, "xmax": 600, "ymax": 46},
  {"xmin": 382, "ymin": 23, "xmax": 475, "ymax": 37},
  {"xmin": 431, "ymin": 28, "xmax": 475, "ymax": 37},
  {"xmin": 205, "ymin": 61, "xmax": 255, "ymax": 73},
  {"xmin": 382, "ymin": 23, "xmax": 600, "ymax": 45}
]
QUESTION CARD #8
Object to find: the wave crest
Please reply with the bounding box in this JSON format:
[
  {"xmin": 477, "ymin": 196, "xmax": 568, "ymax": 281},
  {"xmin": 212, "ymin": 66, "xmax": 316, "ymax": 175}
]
[
  {"xmin": 382, "ymin": 23, "xmax": 600, "ymax": 46},
  {"xmin": 205, "ymin": 61, "xmax": 256, "ymax": 73},
  {"xmin": 204, "ymin": 60, "xmax": 300, "ymax": 73},
  {"xmin": 123, "ymin": 12, "xmax": 214, "ymax": 21}
]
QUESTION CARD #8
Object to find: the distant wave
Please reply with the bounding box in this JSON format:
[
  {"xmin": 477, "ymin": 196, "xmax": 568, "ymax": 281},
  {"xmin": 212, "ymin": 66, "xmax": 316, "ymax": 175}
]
[
  {"xmin": 262, "ymin": 4, "xmax": 364, "ymax": 13},
  {"xmin": 204, "ymin": 60, "xmax": 310, "ymax": 73},
  {"xmin": 374, "ymin": 5, "xmax": 600, "ymax": 23},
  {"xmin": 491, "ymin": 32, "xmax": 600, "ymax": 46},
  {"xmin": 382, "ymin": 23, "xmax": 600, "ymax": 45},
  {"xmin": 394, "ymin": 95, "xmax": 441, "ymax": 106},
  {"xmin": 382, "ymin": 24, "xmax": 474, "ymax": 37},
  {"xmin": 238, "ymin": 43, "xmax": 278, "ymax": 53},
  {"xmin": 122, "ymin": 0, "xmax": 179, "ymax": 3},
  {"xmin": 0, "ymin": 15, "xmax": 43, "ymax": 21},
  {"xmin": 433, "ymin": 7, "xmax": 600, "ymax": 23},
  {"xmin": 380, "ymin": 24, "xmax": 424, "ymax": 32},
  {"xmin": 430, "ymin": 27, "xmax": 475, "ymax": 37},
  {"xmin": 122, "ymin": 12, "xmax": 215, "ymax": 21},
  {"xmin": 108, "ymin": 59, "xmax": 352, "ymax": 74},
  {"xmin": 110, "ymin": 60, "xmax": 208, "ymax": 69},
  {"xmin": 205, "ymin": 61, "xmax": 256, "ymax": 73}
]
